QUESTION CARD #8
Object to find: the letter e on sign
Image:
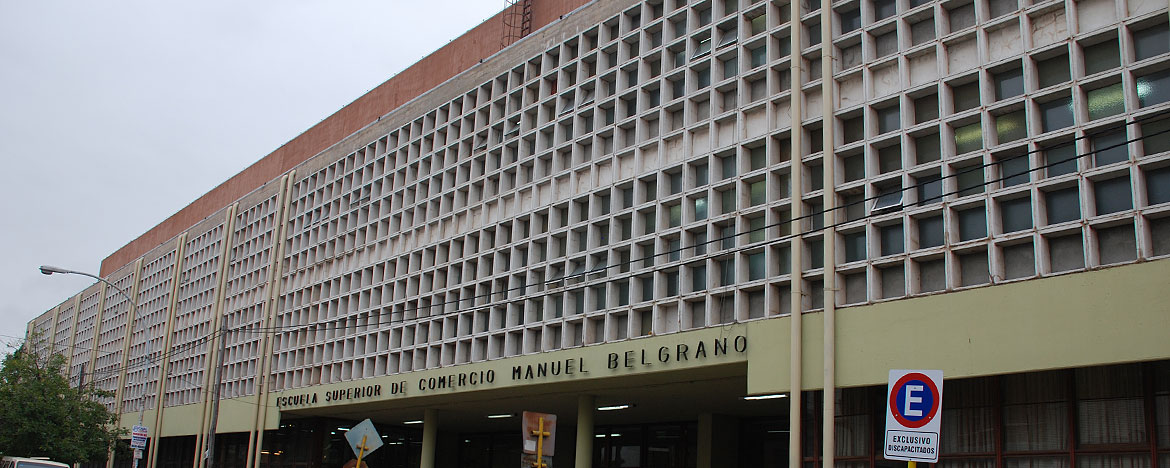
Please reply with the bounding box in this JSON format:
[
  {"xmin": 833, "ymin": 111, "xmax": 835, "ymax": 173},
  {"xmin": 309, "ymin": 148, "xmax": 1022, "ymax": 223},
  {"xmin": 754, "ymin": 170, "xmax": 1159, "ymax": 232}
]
[{"xmin": 884, "ymin": 369, "xmax": 943, "ymax": 463}]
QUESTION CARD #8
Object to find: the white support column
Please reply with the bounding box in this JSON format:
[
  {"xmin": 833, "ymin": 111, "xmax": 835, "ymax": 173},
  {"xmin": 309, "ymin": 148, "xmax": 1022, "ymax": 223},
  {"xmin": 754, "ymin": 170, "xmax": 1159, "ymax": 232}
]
[
  {"xmin": 575, "ymin": 395, "xmax": 595, "ymax": 468},
  {"xmin": 420, "ymin": 409, "xmax": 439, "ymax": 468}
]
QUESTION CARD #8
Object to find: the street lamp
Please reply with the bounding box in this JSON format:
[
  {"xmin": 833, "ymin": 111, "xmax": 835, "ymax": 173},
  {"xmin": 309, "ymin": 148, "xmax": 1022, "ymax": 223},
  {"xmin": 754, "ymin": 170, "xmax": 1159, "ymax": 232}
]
[{"xmin": 39, "ymin": 265, "xmax": 154, "ymax": 427}]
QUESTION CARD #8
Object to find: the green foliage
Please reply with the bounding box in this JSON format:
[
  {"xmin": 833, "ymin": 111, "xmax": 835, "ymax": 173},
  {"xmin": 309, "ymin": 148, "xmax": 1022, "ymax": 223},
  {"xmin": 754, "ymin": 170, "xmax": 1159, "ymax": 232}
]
[{"xmin": 0, "ymin": 337, "xmax": 125, "ymax": 465}]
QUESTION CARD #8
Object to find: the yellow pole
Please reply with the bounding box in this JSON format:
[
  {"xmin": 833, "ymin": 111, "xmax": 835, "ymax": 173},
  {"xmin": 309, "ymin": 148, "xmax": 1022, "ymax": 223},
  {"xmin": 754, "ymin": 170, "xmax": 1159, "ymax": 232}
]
[
  {"xmin": 531, "ymin": 417, "xmax": 549, "ymax": 468},
  {"xmin": 910, "ymin": 461, "xmax": 917, "ymax": 468},
  {"xmin": 356, "ymin": 434, "xmax": 368, "ymax": 468}
]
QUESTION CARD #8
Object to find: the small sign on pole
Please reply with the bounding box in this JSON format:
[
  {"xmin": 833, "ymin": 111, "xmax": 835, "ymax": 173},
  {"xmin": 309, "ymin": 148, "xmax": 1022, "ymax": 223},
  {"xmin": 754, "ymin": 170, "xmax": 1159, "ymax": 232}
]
[
  {"xmin": 130, "ymin": 425, "xmax": 149, "ymax": 450},
  {"xmin": 522, "ymin": 412, "xmax": 557, "ymax": 468},
  {"xmin": 344, "ymin": 419, "xmax": 383, "ymax": 465},
  {"xmin": 884, "ymin": 370, "xmax": 943, "ymax": 463}
]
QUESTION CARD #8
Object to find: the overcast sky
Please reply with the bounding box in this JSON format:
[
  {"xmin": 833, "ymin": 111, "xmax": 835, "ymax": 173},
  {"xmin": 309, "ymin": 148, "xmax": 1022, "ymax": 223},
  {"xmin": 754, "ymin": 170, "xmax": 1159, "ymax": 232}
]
[{"xmin": 0, "ymin": 1, "xmax": 507, "ymax": 348}]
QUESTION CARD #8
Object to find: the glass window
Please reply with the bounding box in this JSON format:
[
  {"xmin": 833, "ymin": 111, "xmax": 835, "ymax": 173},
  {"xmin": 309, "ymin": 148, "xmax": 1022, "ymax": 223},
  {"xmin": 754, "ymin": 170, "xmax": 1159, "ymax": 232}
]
[
  {"xmin": 1083, "ymin": 39, "xmax": 1120, "ymax": 75},
  {"xmin": 692, "ymin": 264, "xmax": 707, "ymax": 291},
  {"xmin": 918, "ymin": 215, "xmax": 945, "ymax": 248},
  {"xmin": 879, "ymin": 145, "xmax": 902, "ymax": 173},
  {"xmin": 877, "ymin": 106, "xmax": 900, "ymax": 134},
  {"xmin": 807, "ymin": 238, "xmax": 824, "ymax": 269},
  {"xmin": 1037, "ymin": 53, "xmax": 1071, "ymax": 89},
  {"xmin": 1045, "ymin": 143, "xmax": 1079, "ymax": 176},
  {"xmin": 948, "ymin": 3, "xmax": 976, "ymax": 31},
  {"xmin": 695, "ymin": 164, "xmax": 709, "ymax": 186},
  {"xmin": 999, "ymin": 155, "xmax": 1030, "ymax": 187},
  {"xmin": 750, "ymin": 146, "xmax": 767, "ymax": 171},
  {"xmin": 748, "ymin": 252, "xmax": 766, "ymax": 280},
  {"xmin": 750, "ymin": 181, "xmax": 766, "ymax": 206},
  {"xmin": 1094, "ymin": 176, "xmax": 1132, "ymax": 215},
  {"xmin": 996, "ymin": 111, "xmax": 1027, "ymax": 143},
  {"xmin": 748, "ymin": 216, "xmax": 766, "ymax": 243},
  {"xmin": 721, "ymin": 155, "xmax": 736, "ymax": 179},
  {"xmin": 1133, "ymin": 22, "xmax": 1170, "ymax": 61},
  {"xmin": 1092, "ymin": 131, "xmax": 1129, "ymax": 166},
  {"xmin": 988, "ymin": 0, "xmax": 1017, "ymax": 18},
  {"xmin": 918, "ymin": 174, "xmax": 943, "ymax": 206},
  {"xmin": 843, "ymin": 116, "xmax": 864, "ymax": 144},
  {"xmin": 1040, "ymin": 97, "xmax": 1074, "ymax": 132},
  {"xmin": 881, "ymin": 223, "xmax": 905, "ymax": 255},
  {"xmin": 955, "ymin": 121, "xmax": 983, "ymax": 154},
  {"xmin": 953, "ymin": 81, "xmax": 981, "ymax": 111},
  {"xmin": 1000, "ymin": 197, "xmax": 1033, "ymax": 233},
  {"xmin": 840, "ymin": 9, "xmax": 861, "ymax": 33},
  {"xmin": 669, "ymin": 204, "xmax": 683, "ymax": 227},
  {"xmin": 916, "ymin": 132, "xmax": 942, "ymax": 163},
  {"xmin": 1086, "ymin": 83, "xmax": 1125, "ymax": 120},
  {"xmin": 1045, "ymin": 186, "xmax": 1081, "ymax": 224},
  {"xmin": 874, "ymin": 0, "xmax": 897, "ymax": 19},
  {"xmin": 720, "ymin": 188, "xmax": 736, "ymax": 214},
  {"xmin": 695, "ymin": 196, "xmax": 709, "ymax": 220},
  {"xmin": 844, "ymin": 154, "xmax": 865, "ymax": 181},
  {"xmin": 915, "ymin": 94, "xmax": 939, "ymax": 123},
  {"xmin": 844, "ymin": 231, "xmax": 866, "ymax": 262},
  {"xmin": 994, "ymin": 67, "xmax": 1024, "ymax": 100},
  {"xmin": 958, "ymin": 206, "xmax": 986, "ymax": 240},
  {"xmin": 956, "ymin": 165, "xmax": 985, "ymax": 197},
  {"xmin": 1137, "ymin": 69, "xmax": 1170, "ymax": 107},
  {"xmin": 1142, "ymin": 118, "xmax": 1170, "ymax": 155},
  {"xmin": 1146, "ymin": 166, "xmax": 1170, "ymax": 205}
]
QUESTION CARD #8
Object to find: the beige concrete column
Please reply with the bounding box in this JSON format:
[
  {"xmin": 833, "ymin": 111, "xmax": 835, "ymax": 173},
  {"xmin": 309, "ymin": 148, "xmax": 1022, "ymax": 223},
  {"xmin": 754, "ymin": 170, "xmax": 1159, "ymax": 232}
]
[
  {"xmin": 575, "ymin": 395, "xmax": 595, "ymax": 468},
  {"xmin": 420, "ymin": 409, "xmax": 439, "ymax": 468},
  {"xmin": 697, "ymin": 414, "xmax": 739, "ymax": 468}
]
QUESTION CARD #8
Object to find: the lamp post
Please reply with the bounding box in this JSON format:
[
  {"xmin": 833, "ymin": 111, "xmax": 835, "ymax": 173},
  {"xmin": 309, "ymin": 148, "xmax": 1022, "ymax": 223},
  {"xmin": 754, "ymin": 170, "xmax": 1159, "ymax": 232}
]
[{"xmin": 39, "ymin": 265, "xmax": 154, "ymax": 426}]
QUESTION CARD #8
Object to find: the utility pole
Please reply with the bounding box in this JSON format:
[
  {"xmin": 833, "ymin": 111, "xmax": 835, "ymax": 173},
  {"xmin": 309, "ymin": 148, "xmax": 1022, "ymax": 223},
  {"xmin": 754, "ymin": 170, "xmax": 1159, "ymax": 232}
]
[{"xmin": 205, "ymin": 322, "xmax": 228, "ymax": 468}]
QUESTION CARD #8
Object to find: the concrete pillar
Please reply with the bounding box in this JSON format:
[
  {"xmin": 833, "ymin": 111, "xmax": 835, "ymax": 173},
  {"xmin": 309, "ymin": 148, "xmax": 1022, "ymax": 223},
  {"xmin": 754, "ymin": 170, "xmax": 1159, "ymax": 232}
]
[
  {"xmin": 697, "ymin": 414, "xmax": 739, "ymax": 468},
  {"xmin": 575, "ymin": 395, "xmax": 595, "ymax": 468},
  {"xmin": 420, "ymin": 409, "xmax": 439, "ymax": 468}
]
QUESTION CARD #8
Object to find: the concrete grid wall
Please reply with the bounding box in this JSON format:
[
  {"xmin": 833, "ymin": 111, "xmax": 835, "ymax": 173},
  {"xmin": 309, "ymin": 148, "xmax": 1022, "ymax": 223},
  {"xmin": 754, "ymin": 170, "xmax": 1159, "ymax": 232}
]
[{"xmin": 26, "ymin": 0, "xmax": 1170, "ymax": 418}]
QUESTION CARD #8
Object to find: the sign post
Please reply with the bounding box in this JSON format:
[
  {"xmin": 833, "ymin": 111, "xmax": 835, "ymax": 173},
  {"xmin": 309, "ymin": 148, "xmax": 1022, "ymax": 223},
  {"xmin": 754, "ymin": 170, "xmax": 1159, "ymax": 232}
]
[
  {"xmin": 521, "ymin": 411, "xmax": 556, "ymax": 468},
  {"xmin": 130, "ymin": 425, "xmax": 149, "ymax": 468},
  {"xmin": 884, "ymin": 370, "xmax": 943, "ymax": 465},
  {"xmin": 344, "ymin": 418, "xmax": 383, "ymax": 466}
]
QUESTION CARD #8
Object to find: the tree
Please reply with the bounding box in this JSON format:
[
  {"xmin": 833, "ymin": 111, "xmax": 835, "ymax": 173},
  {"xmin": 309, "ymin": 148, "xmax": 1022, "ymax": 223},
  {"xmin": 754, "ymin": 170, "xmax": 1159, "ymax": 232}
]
[{"xmin": 0, "ymin": 337, "xmax": 125, "ymax": 465}]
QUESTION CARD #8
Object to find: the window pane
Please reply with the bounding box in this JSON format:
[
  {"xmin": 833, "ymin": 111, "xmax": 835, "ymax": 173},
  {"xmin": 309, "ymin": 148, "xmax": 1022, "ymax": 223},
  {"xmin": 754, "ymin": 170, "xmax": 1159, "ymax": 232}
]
[
  {"xmin": 1000, "ymin": 156, "xmax": 1030, "ymax": 186},
  {"xmin": 1137, "ymin": 69, "xmax": 1170, "ymax": 107},
  {"xmin": 1143, "ymin": 118, "xmax": 1170, "ymax": 155},
  {"xmin": 918, "ymin": 174, "xmax": 943, "ymax": 205},
  {"xmin": 1045, "ymin": 187, "xmax": 1081, "ymax": 224},
  {"xmin": 916, "ymin": 133, "xmax": 942, "ymax": 163},
  {"xmin": 1094, "ymin": 176, "xmax": 1132, "ymax": 215},
  {"xmin": 957, "ymin": 165, "xmax": 985, "ymax": 197},
  {"xmin": 881, "ymin": 224, "xmax": 904, "ymax": 255},
  {"xmin": 1133, "ymin": 22, "xmax": 1170, "ymax": 61},
  {"xmin": 997, "ymin": 111, "xmax": 1028, "ymax": 143},
  {"xmin": 878, "ymin": 106, "xmax": 900, "ymax": 133},
  {"xmin": 918, "ymin": 215, "xmax": 945, "ymax": 248},
  {"xmin": 955, "ymin": 122, "xmax": 984, "ymax": 154},
  {"xmin": 750, "ymin": 181, "xmax": 766, "ymax": 206},
  {"xmin": 1045, "ymin": 143, "xmax": 1079, "ymax": 176},
  {"xmin": 1097, "ymin": 223, "xmax": 1137, "ymax": 265},
  {"xmin": 844, "ymin": 231, "xmax": 866, "ymax": 262},
  {"xmin": 958, "ymin": 207, "xmax": 987, "ymax": 240},
  {"xmin": 1037, "ymin": 53, "xmax": 1071, "ymax": 88},
  {"xmin": 915, "ymin": 94, "xmax": 939, "ymax": 123},
  {"xmin": 1086, "ymin": 83, "xmax": 1125, "ymax": 120},
  {"xmin": 1001, "ymin": 197, "xmax": 1033, "ymax": 233},
  {"xmin": 748, "ymin": 252, "xmax": 766, "ymax": 280},
  {"xmin": 994, "ymin": 67, "xmax": 1024, "ymax": 100},
  {"xmin": 879, "ymin": 145, "xmax": 901, "ymax": 173},
  {"xmin": 844, "ymin": 154, "xmax": 865, "ymax": 181},
  {"xmin": 1083, "ymin": 39, "xmax": 1120, "ymax": 75},
  {"xmin": 953, "ymin": 81, "xmax": 981, "ymax": 111},
  {"xmin": 695, "ymin": 197, "xmax": 708, "ymax": 220},
  {"xmin": 1147, "ymin": 166, "xmax": 1170, "ymax": 205},
  {"xmin": 1040, "ymin": 98, "xmax": 1074, "ymax": 132}
]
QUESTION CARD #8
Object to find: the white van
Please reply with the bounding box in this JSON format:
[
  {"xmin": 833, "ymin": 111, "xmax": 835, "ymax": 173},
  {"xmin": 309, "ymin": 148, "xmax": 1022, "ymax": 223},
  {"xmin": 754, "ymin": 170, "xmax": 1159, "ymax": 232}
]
[{"xmin": 0, "ymin": 457, "xmax": 71, "ymax": 468}]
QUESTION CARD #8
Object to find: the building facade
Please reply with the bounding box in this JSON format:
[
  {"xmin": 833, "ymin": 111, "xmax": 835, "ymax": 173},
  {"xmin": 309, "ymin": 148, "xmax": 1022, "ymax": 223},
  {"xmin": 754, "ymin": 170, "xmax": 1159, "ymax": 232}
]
[{"xmin": 26, "ymin": 0, "xmax": 1170, "ymax": 467}]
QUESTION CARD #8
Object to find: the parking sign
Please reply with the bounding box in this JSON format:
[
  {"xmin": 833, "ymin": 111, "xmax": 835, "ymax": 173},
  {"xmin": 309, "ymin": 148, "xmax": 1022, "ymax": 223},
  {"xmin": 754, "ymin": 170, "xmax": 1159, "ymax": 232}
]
[{"xmin": 884, "ymin": 370, "xmax": 943, "ymax": 463}]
